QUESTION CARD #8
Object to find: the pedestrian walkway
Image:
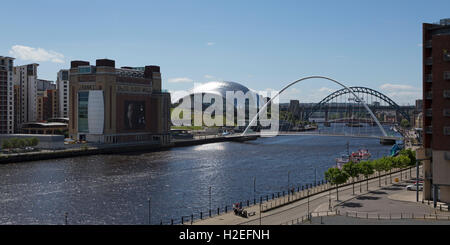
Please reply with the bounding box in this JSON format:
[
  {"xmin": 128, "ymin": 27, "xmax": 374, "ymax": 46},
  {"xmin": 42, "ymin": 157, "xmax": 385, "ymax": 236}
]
[{"xmin": 192, "ymin": 166, "xmax": 423, "ymax": 225}]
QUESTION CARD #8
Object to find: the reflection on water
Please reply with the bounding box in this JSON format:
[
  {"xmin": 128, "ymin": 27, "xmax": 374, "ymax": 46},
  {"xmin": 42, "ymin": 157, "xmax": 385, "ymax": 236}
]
[{"xmin": 0, "ymin": 135, "xmax": 395, "ymax": 224}]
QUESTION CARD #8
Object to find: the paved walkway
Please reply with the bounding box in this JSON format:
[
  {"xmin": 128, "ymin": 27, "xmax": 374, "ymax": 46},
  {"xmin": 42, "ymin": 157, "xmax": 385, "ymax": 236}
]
[{"xmin": 192, "ymin": 166, "xmax": 439, "ymax": 225}]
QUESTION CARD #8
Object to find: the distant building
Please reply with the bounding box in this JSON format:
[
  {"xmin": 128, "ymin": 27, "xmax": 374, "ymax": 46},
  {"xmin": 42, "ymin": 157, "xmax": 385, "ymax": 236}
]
[
  {"xmin": 56, "ymin": 69, "xmax": 70, "ymax": 118},
  {"xmin": 288, "ymin": 100, "xmax": 302, "ymax": 120},
  {"xmin": 37, "ymin": 89, "xmax": 58, "ymax": 122},
  {"xmin": 13, "ymin": 64, "xmax": 39, "ymax": 128},
  {"xmin": 68, "ymin": 59, "xmax": 171, "ymax": 144},
  {"xmin": 420, "ymin": 18, "xmax": 450, "ymax": 204},
  {"xmin": 0, "ymin": 56, "xmax": 15, "ymax": 134}
]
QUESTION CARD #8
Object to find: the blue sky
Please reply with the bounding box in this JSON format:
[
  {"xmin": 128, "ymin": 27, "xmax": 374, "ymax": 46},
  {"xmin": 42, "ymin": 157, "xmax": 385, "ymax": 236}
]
[{"xmin": 2, "ymin": 0, "xmax": 449, "ymax": 104}]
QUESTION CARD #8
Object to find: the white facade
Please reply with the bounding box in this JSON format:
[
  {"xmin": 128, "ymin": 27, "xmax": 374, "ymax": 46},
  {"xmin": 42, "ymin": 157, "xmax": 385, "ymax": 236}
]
[
  {"xmin": 56, "ymin": 70, "xmax": 69, "ymax": 118},
  {"xmin": 87, "ymin": 90, "xmax": 104, "ymax": 134},
  {"xmin": 13, "ymin": 64, "xmax": 39, "ymax": 127}
]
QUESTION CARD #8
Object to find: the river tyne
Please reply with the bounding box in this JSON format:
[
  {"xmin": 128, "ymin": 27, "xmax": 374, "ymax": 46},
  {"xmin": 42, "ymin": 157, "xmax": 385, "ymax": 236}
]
[{"xmin": 0, "ymin": 127, "xmax": 397, "ymax": 224}]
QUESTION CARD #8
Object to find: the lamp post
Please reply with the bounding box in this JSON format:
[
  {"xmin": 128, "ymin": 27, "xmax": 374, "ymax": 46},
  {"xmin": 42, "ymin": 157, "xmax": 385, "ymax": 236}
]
[
  {"xmin": 416, "ymin": 158, "xmax": 429, "ymax": 202},
  {"xmin": 148, "ymin": 197, "xmax": 151, "ymax": 225},
  {"xmin": 253, "ymin": 177, "xmax": 256, "ymax": 202},
  {"xmin": 307, "ymin": 189, "xmax": 310, "ymax": 220},
  {"xmin": 209, "ymin": 186, "xmax": 212, "ymax": 213},
  {"xmin": 288, "ymin": 171, "xmax": 291, "ymax": 202}
]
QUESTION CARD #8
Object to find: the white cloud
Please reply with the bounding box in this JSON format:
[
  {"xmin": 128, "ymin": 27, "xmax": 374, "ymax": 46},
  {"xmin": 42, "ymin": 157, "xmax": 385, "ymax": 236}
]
[
  {"xmin": 9, "ymin": 45, "xmax": 65, "ymax": 63},
  {"xmin": 204, "ymin": 74, "xmax": 215, "ymax": 79},
  {"xmin": 380, "ymin": 83, "xmax": 420, "ymax": 91},
  {"xmin": 169, "ymin": 90, "xmax": 190, "ymax": 103},
  {"xmin": 318, "ymin": 87, "xmax": 335, "ymax": 93},
  {"xmin": 206, "ymin": 42, "xmax": 215, "ymax": 46},
  {"xmin": 379, "ymin": 83, "xmax": 421, "ymax": 105},
  {"xmin": 168, "ymin": 77, "xmax": 194, "ymax": 83}
]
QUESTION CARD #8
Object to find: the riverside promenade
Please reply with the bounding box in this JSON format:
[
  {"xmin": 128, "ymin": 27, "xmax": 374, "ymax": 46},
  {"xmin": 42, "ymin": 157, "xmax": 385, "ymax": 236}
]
[{"xmin": 192, "ymin": 165, "xmax": 449, "ymax": 225}]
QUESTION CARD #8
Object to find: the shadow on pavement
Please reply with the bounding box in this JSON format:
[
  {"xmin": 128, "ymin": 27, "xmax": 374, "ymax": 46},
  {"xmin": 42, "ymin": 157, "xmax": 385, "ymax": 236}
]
[
  {"xmin": 341, "ymin": 202, "xmax": 363, "ymax": 208},
  {"xmin": 369, "ymin": 191, "xmax": 387, "ymax": 195},
  {"xmin": 382, "ymin": 187, "xmax": 403, "ymax": 191},
  {"xmin": 356, "ymin": 196, "xmax": 380, "ymax": 200}
]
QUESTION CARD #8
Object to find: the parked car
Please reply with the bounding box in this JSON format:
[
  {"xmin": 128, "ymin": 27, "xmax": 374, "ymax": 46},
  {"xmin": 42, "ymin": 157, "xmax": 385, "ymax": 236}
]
[{"xmin": 406, "ymin": 183, "xmax": 423, "ymax": 191}]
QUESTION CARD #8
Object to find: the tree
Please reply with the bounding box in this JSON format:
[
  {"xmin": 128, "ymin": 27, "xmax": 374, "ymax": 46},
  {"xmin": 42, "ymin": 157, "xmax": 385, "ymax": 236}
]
[
  {"xmin": 2, "ymin": 139, "xmax": 12, "ymax": 150},
  {"xmin": 396, "ymin": 154, "xmax": 411, "ymax": 180},
  {"xmin": 342, "ymin": 161, "xmax": 360, "ymax": 195},
  {"xmin": 9, "ymin": 138, "xmax": 19, "ymax": 149},
  {"xmin": 17, "ymin": 138, "xmax": 26, "ymax": 149},
  {"xmin": 359, "ymin": 161, "xmax": 374, "ymax": 191},
  {"xmin": 325, "ymin": 167, "xmax": 349, "ymax": 201},
  {"xmin": 400, "ymin": 119, "xmax": 410, "ymax": 128},
  {"xmin": 30, "ymin": 137, "xmax": 39, "ymax": 147},
  {"xmin": 379, "ymin": 157, "xmax": 393, "ymax": 185},
  {"xmin": 371, "ymin": 159, "xmax": 385, "ymax": 187}
]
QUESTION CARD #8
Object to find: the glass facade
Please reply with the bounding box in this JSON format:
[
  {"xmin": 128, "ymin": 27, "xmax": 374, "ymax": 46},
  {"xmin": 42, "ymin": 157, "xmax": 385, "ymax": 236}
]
[
  {"xmin": 78, "ymin": 91, "xmax": 89, "ymax": 132},
  {"xmin": 78, "ymin": 66, "xmax": 92, "ymax": 74}
]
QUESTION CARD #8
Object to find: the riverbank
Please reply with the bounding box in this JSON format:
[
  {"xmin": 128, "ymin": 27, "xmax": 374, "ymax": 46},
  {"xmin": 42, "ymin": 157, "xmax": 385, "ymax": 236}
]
[{"xmin": 0, "ymin": 135, "xmax": 258, "ymax": 164}]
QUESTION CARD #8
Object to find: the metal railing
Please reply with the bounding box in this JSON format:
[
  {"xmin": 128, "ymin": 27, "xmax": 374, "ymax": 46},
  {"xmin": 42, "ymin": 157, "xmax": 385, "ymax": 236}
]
[{"xmin": 282, "ymin": 210, "xmax": 450, "ymax": 225}]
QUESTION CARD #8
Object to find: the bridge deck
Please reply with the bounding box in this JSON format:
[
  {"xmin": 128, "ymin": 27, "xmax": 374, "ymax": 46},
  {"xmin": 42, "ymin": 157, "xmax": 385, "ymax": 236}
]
[{"xmin": 242, "ymin": 132, "xmax": 403, "ymax": 141}]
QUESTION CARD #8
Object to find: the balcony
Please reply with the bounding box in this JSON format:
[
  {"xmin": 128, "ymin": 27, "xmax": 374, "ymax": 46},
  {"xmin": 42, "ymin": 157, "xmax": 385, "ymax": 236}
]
[
  {"xmin": 426, "ymin": 126, "xmax": 433, "ymax": 134},
  {"xmin": 425, "ymin": 57, "xmax": 433, "ymax": 66}
]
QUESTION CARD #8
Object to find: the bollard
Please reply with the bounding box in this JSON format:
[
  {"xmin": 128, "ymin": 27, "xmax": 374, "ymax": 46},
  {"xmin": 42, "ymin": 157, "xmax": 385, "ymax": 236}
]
[
  {"xmin": 225, "ymin": 205, "xmax": 227, "ymax": 213},
  {"xmin": 266, "ymin": 195, "xmax": 268, "ymax": 202},
  {"xmin": 191, "ymin": 214, "xmax": 194, "ymax": 224},
  {"xmin": 272, "ymin": 193, "xmax": 275, "ymax": 200},
  {"xmin": 160, "ymin": 220, "xmax": 163, "ymax": 225},
  {"xmin": 171, "ymin": 219, "xmax": 173, "ymax": 225},
  {"xmin": 200, "ymin": 212, "xmax": 203, "ymax": 220},
  {"xmin": 209, "ymin": 209, "xmax": 211, "ymax": 217},
  {"xmin": 218, "ymin": 207, "xmax": 220, "ymax": 215},
  {"xmin": 277, "ymin": 192, "xmax": 280, "ymax": 198},
  {"xmin": 64, "ymin": 212, "xmax": 68, "ymax": 225},
  {"xmin": 254, "ymin": 199, "xmax": 256, "ymax": 205},
  {"xmin": 283, "ymin": 191, "xmax": 285, "ymax": 197},
  {"xmin": 260, "ymin": 196, "xmax": 263, "ymax": 204},
  {"xmin": 181, "ymin": 217, "xmax": 184, "ymax": 224},
  {"xmin": 247, "ymin": 200, "xmax": 249, "ymax": 207}
]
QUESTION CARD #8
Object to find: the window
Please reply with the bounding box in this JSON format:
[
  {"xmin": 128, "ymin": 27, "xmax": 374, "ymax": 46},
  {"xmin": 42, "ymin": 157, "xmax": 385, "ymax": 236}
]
[
  {"xmin": 444, "ymin": 90, "xmax": 450, "ymax": 99},
  {"xmin": 78, "ymin": 91, "xmax": 89, "ymax": 132},
  {"xmin": 444, "ymin": 127, "xmax": 450, "ymax": 136},
  {"xmin": 78, "ymin": 66, "xmax": 92, "ymax": 74},
  {"xmin": 444, "ymin": 109, "xmax": 450, "ymax": 117},
  {"xmin": 445, "ymin": 71, "xmax": 450, "ymax": 80}
]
